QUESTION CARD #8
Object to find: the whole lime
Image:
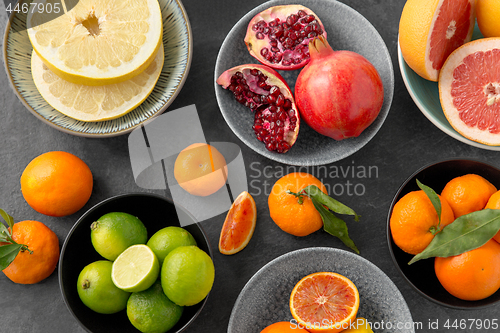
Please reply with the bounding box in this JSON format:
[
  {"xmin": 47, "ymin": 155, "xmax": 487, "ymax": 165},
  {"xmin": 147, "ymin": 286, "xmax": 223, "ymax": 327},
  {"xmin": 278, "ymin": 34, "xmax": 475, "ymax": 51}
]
[
  {"xmin": 90, "ymin": 212, "xmax": 147, "ymax": 261},
  {"xmin": 161, "ymin": 246, "xmax": 214, "ymax": 306},
  {"xmin": 77, "ymin": 260, "xmax": 130, "ymax": 314},
  {"xmin": 127, "ymin": 281, "xmax": 183, "ymax": 333},
  {"xmin": 146, "ymin": 226, "xmax": 197, "ymax": 265}
]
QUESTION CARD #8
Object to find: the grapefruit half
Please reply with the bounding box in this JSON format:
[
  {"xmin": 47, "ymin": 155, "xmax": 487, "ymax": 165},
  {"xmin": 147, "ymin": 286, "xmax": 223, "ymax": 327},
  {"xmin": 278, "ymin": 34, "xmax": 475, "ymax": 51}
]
[
  {"xmin": 289, "ymin": 272, "xmax": 359, "ymax": 333},
  {"xmin": 219, "ymin": 191, "xmax": 257, "ymax": 255},
  {"xmin": 399, "ymin": 0, "xmax": 475, "ymax": 81},
  {"xmin": 439, "ymin": 38, "xmax": 500, "ymax": 146}
]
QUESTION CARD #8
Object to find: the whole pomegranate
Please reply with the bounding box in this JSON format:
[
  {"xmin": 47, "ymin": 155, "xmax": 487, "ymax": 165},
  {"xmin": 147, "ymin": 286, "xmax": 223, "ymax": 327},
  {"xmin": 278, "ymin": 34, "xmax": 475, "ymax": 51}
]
[{"xmin": 295, "ymin": 36, "xmax": 384, "ymax": 140}]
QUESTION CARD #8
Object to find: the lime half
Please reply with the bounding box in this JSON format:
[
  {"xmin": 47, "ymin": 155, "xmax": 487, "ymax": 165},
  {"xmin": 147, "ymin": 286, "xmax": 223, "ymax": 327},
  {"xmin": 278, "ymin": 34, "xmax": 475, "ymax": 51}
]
[{"xmin": 112, "ymin": 244, "xmax": 159, "ymax": 293}]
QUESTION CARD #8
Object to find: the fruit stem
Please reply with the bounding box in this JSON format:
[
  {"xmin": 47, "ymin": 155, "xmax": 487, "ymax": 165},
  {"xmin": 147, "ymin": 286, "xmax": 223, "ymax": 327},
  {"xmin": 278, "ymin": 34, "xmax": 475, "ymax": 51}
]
[
  {"xmin": 286, "ymin": 189, "xmax": 306, "ymax": 205},
  {"xmin": 429, "ymin": 225, "xmax": 441, "ymax": 236},
  {"xmin": 20, "ymin": 244, "xmax": 33, "ymax": 254},
  {"xmin": 90, "ymin": 221, "xmax": 99, "ymax": 231},
  {"xmin": 82, "ymin": 279, "xmax": 90, "ymax": 290},
  {"xmin": 308, "ymin": 35, "xmax": 334, "ymax": 61}
]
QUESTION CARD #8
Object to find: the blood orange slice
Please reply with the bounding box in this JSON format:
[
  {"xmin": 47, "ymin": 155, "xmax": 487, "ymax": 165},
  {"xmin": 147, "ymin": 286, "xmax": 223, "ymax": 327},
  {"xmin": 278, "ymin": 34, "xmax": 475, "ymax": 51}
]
[
  {"xmin": 399, "ymin": 0, "xmax": 475, "ymax": 81},
  {"xmin": 289, "ymin": 272, "xmax": 359, "ymax": 333},
  {"xmin": 439, "ymin": 38, "xmax": 500, "ymax": 146},
  {"xmin": 219, "ymin": 191, "xmax": 257, "ymax": 255}
]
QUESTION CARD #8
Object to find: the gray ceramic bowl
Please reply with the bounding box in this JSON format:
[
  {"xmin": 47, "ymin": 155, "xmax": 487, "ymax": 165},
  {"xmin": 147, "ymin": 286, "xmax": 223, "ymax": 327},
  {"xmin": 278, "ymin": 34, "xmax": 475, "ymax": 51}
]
[
  {"xmin": 387, "ymin": 159, "xmax": 500, "ymax": 309},
  {"xmin": 59, "ymin": 193, "xmax": 212, "ymax": 332},
  {"xmin": 214, "ymin": 0, "xmax": 394, "ymax": 166},
  {"xmin": 228, "ymin": 247, "xmax": 414, "ymax": 333}
]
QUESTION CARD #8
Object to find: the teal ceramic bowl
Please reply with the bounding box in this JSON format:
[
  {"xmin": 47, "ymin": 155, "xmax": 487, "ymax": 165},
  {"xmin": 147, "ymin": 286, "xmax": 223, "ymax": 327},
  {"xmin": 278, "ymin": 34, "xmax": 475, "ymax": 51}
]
[
  {"xmin": 3, "ymin": 0, "xmax": 192, "ymax": 137},
  {"xmin": 398, "ymin": 25, "xmax": 500, "ymax": 151}
]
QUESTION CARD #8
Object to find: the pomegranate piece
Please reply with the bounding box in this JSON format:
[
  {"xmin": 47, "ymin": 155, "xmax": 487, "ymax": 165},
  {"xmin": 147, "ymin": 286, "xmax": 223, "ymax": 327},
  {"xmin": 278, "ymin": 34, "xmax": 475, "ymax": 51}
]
[
  {"xmin": 295, "ymin": 36, "xmax": 384, "ymax": 140},
  {"xmin": 216, "ymin": 64, "xmax": 300, "ymax": 153},
  {"xmin": 244, "ymin": 5, "xmax": 327, "ymax": 70}
]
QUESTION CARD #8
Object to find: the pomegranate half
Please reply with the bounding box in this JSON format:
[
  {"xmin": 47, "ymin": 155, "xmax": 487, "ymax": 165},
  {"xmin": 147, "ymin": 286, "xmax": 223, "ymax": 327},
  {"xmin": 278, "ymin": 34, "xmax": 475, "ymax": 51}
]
[
  {"xmin": 217, "ymin": 64, "xmax": 300, "ymax": 153},
  {"xmin": 244, "ymin": 5, "xmax": 327, "ymax": 70},
  {"xmin": 295, "ymin": 36, "xmax": 384, "ymax": 140}
]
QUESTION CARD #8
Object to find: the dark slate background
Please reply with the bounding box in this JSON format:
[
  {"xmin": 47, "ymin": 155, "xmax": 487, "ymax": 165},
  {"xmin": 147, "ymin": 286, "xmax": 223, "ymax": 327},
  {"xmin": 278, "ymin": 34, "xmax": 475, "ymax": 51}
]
[{"xmin": 1, "ymin": 1, "xmax": 499, "ymax": 332}]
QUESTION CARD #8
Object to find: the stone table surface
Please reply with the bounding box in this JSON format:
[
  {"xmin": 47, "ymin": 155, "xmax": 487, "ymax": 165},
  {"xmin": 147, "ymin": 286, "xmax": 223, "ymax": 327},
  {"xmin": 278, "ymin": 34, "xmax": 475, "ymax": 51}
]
[{"xmin": 1, "ymin": 0, "xmax": 499, "ymax": 332}]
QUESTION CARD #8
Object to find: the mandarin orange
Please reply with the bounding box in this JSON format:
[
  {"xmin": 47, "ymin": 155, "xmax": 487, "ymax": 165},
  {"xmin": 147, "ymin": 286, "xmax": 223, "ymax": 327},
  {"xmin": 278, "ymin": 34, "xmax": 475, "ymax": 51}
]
[
  {"xmin": 2, "ymin": 220, "xmax": 59, "ymax": 284},
  {"xmin": 268, "ymin": 172, "xmax": 327, "ymax": 237},
  {"xmin": 20, "ymin": 151, "xmax": 93, "ymax": 217},
  {"xmin": 390, "ymin": 190, "xmax": 455, "ymax": 255},
  {"xmin": 484, "ymin": 190, "xmax": 500, "ymax": 243},
  {"xmin": 174, "ymin": 143, "xmax": 228, "ymax": 197},
  {"xmin": 260, "ymin": 321, "xmax": 309, "ymax": 333},
  {"xmin": 434, "ymin": 239, "xmax": 500, "ymax": 301},
  {"xmin": 441, "ymin": 174, "xmax": 497, "ymax": 218}
]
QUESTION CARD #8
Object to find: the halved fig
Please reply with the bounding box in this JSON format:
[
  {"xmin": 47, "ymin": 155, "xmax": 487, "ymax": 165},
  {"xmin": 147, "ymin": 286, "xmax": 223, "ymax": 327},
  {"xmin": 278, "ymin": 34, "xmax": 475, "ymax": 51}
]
[
  {"xmin": 244, "ymin": 5, "xmax": 327, "ymax": 70},
  {"xmin": 217, "ymin": 64, "xmax": 300, "ymax": 153}
]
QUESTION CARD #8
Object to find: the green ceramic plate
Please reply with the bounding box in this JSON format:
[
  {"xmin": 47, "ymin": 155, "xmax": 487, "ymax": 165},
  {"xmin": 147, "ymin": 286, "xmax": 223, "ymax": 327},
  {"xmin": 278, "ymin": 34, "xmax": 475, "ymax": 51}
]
[
  {"xmin": 3, "ymin": 0, "xmax": 192, "ymax": 137},
  {"xmin": 398, "ymin": 24, "xmax": 500, "ymax": 151}
]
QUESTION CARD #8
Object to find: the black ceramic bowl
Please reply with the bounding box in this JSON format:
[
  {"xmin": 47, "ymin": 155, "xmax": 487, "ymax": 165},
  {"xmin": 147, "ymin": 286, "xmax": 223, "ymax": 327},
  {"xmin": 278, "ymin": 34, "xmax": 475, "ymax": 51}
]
[
  {"xmin": 387, "ymin": 158, "xmax": 500, "ymax": 309},
  {"xmin": 59, "ymin": 193, "xmax": 212, "ymax": 332}
]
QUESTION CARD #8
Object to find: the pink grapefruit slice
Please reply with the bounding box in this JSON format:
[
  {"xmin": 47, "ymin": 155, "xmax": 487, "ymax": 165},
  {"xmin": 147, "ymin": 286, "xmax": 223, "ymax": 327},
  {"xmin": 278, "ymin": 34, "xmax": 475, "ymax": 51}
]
[
  {"xmin": 399, "ymin": 0, "xmax": 476, "ymax": 81},
  {"xmin": 439, "ymin": 38, "xmax": 500, "ymax": 146}
]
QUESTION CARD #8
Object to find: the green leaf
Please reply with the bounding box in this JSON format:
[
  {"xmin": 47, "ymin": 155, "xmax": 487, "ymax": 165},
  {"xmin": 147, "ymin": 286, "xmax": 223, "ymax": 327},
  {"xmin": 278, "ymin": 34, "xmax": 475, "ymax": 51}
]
[
  {"xmin": 0, "ymin": 209, "xmax": 14, "ymax": 231},
  {"xmin": 417, "ymin": 180, "xmax": 442, "ymax": 229},
  {"xmin": 303, "ymin": 185, "xmax": 360, "ymax": 221},
  {"xmin": 409, "ymin": 209, "xmax": 500, "ymax": 265},
  {"xmin": 0, "ymin": 243, "xmax": 22, "ymax": 270},
  {"xmin": 311, "ymin": 197, "xmax": 360, "ymax": 254}
]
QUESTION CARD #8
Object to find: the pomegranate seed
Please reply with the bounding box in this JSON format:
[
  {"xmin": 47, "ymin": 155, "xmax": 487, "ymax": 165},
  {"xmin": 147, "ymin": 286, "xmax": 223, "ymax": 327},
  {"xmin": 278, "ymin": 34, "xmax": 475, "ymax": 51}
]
[
  {"xmin": 274, "ymin": 52, "xmax": 283, "ymax": 62},
  {"xmin": 283, "ymin": 99, "xmax": 292, "ymax": 110},
  {"xmin": 298, "ymin": 10, "xmax": 307, "ymax": 17},
  {"xmin": 266, "ymin": 142, "xmax": 276, "ymax": 151},
  {"xmin": 282, "ymin": 60, "xmax": 291, "ymax": 66},
  {"xmin": 293, "ymin": 22, "xmax": 302, "ymax": 31},
  {"xmin": 270, "ymin": 40, "xmax": 278, "ymax": 47},
  {"xmin": 276, "ymin": 94, "xmax": 284, "ymax": 106},
  {"xmin": 271, "ymin": 46, "xmax": 280, "ymax": 53},
  {"xmin": 252, "ymin": 24, "xmax": 259, "ymax": 31},
  {"xmin": 261, "ymin": 48, "xmax": 269, "ymax": 57},
  {"xmin": 256, "ymin": 32, "xmax": 264, "ymax": 39},
  {"xmin": 278, "ymin": 111, "xmax": 287, "ymax": 121},
  {"xmin": 288, "ymin": 109, "xmax": 295, "ymax": 117},
  {"xmin": 267, "ymin": 94, "xmax": 276, "ymax": 104},
  {"xmin": 269, "ymin": 105, "xmax": 278, "ymax": 112},
  {"xmin": 287, "ymin": 14, "xmax": 298, "ymax": 25},
  {"xmin": 269, "ymin": 86, "xmax": 280, "ymax": 96},
  {"xmin": 308, "ymin": 32, "xmax": 317, "ymax": 38},
  {"xmin": 264, "ymin": 27, "xmax": 271, "ymax": 35},
  {"xmin": 289, "ymin": 31, "xmax": 297, "ymax": 40}
]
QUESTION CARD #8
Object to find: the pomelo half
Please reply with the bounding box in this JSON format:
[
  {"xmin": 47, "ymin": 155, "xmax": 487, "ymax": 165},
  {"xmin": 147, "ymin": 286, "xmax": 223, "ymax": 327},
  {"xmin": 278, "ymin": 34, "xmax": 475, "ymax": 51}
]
[
  {"xmin": 399, "ymin": 0, "xmax": 475, "ymax": 81},
  {"xmin": 27, "ymin": 0, "xmax": 163, "ymax": 86},
  {"xmin": 439, "ymin": 38, "xmax": 500, "ymax": 146}
]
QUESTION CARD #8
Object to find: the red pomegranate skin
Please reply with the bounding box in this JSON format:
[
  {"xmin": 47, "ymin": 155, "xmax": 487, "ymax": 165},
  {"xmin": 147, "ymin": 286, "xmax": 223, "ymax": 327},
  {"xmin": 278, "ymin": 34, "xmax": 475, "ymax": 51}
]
[{"xmin": 295, "ymin": 37, "xmax": 384, "ymax": 140}]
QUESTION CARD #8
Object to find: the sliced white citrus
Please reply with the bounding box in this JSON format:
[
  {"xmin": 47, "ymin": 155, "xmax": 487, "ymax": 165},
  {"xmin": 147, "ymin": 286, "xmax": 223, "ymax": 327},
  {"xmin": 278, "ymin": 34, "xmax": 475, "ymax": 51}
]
[
  {"xmin": 439, "ymin": 38, "xmax": 500, "ymax": 146},
  {"xmin": 27, "ymin": 0, "xmax": 163, "ymax": 86},
  {"xmin": 111, "ymin": 244, "xmax": 160, "ymax": 293},
  {"xmin": 31, "ymin": 44, "xmax": 164, "ymax": 122}
]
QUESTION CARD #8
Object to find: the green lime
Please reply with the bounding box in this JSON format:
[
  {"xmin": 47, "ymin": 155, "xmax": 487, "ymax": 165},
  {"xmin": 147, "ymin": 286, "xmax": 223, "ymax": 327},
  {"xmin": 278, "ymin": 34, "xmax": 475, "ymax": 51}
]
[
  {"xmin": 77, "ymin": 260, "xmax": 130, "ymax": 314},
  {"xmin": 112, "ymin": 244, "xmax": 159, "ymax": 292},
  {"xmin": 161, "ymin": 245, "xmax": 214, "ymax": 306},
  {"xmin": 146, "ymin": 226, "xmax": 197, "ymax": 265},
  {"xmin": 90, "ymin": 212, "xmax": 147, "ymax": 261},
  {"xmin": 127, "ymin": 281, "xmax": 183, "ymax": 333}
]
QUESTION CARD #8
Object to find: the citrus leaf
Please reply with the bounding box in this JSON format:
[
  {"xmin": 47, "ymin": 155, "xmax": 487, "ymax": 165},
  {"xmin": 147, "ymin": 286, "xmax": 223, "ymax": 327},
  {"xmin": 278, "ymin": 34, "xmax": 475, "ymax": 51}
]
[
  {"xmin": 0, "ymin": 209, "xmax": 14, "ymax": 231},
  {"xmin": 409, "ymin": 209, "xmax": 500, "ymax": 265},
  {"xmin": 0, "ymin": 243, "xmax": 22, "ymax": 270},
  {"xmin": 417, "ymin": 180, "xmax": 441, "ymax": 226},
  {"xmin": 303, "ymin": 185, "xmax": 360, "ymax": 221},
  {"xmin": 311, "ymin": 197, "xmax": 359, "ymax": 254},
  {"xmin": 0, "ymin": 209, "xmax": 14, "ymax": 237}
]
